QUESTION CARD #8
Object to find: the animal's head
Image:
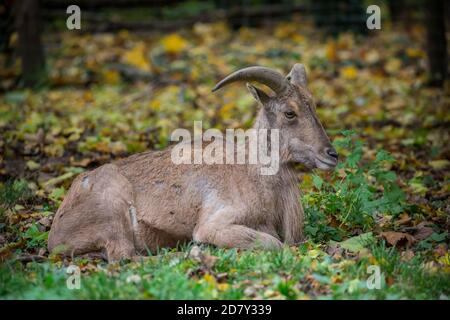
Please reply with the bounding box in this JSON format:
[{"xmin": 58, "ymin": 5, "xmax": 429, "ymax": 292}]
[{"xmin": 213, "ymin": 64, "xmax": 338, "ymax": 170}]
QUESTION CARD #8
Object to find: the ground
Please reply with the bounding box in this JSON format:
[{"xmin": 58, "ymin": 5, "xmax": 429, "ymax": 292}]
[{"xmin": 0, "ymin": 17, "xmax": 449, "ymax": 299}]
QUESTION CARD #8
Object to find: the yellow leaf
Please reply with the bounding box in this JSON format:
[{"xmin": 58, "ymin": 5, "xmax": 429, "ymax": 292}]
[
  {"xmin": 364, "ymin": 50, "xmax": 380, "ymax": 64},
  {"xmin": 274, "ymin": 22, "xmax": 297, "ymax": 39},
  {"xmin": 43, "ymin": 144, "xmax": 65, "ymax": 157},
  {"xmin": 161, "ymin": 34, "xmax": 188, "ymax": 54},
  {"xmin": 340, "ymin": 66, "xmax": 357, "ymax": 80},
  {"xmin": 42, "ymin": 172, "xmax": 75, "ymax": 189},
  {"xmin": 326, "ymin": 40, "xmax": 337, "ymax": 62},
  {"xmin": 203, "ymin": 273, "xmax": 216, "ymax": 286},
  {"xmin": 217, "ymin": 283, "xmax": 230, "ymax": 291},
  {"xmin": 406, "ymin": 48, "xmax": 425, "ymax": 59},
  {"xmin": 292, "ymin": 34, "xmax": 305, "ymax": 43},
  {"xmin": 123, "ymin": 43, "xmax": 151, "ymax": 71},
  {"xmin": 384, "ymin": 58, "xmax": 402, "ymax": 74},
  {"xmin": 409, "ymin": 182, "xmax": 427, "ymax": 195},
  {"xmin": 429, "ymin": 159, "xmax": 449, "ymax": 170},
  {"xmin": 109, "ymin": 141, "xmax": 127, "ymax": 155},
  {"xmin": 437, "ymin": 253, "xmax": 450, "ymax": 266},
  {"xmin": 9, "ymin": 32, "xmax": 18, "ymax": 46},
  {"xmin": 219, "ymin": 102, "xmax": 234, "ymax": 120},
  {"xmin": 26, "ymin": 160, "xmax": 40, "ymax": 170},
  {"xmin": 149, "ymin": 99, "xmax": 161, "ymax": 111},
  {"xmin": 102, "ymin": 69, "xmax": 120, "ymax": 85},
  {"xmin": 331, "ymin": 275, "xmax": 342, "ymax": 284},
  {"xmin": 308, "ymin": 249, "xmax": 320, "ymax": 259}
]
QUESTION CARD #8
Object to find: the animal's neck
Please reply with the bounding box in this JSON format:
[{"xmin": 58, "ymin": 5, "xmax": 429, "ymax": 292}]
[
  {"xmin": 250, "ymin": 112, "xmax": 303, "ymax": 242},
  {"xmin": 265, "ymin": 164, "xmax": 303, "ymax": 244},
  {"xmin": 278, "ymin": 165, "xmax": 302, "ymax": 235}
]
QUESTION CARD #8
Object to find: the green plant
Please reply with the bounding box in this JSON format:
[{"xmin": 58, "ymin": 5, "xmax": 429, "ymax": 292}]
[
  {"xmin": 0, "ymin": 180, "xmax": 33, "ymax": 210},
  {"xmin": 304, "ymin": 130, "xmax": 406, "ymax": 242},
  {"xmin": 21, "ymin": 223, "xmax": 49, "ymax": 249}
]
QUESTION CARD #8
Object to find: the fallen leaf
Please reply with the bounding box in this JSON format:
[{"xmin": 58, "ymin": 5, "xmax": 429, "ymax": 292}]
[
  {"xmin": 161, "ymin": 34, "xmax": 188, "ymax": 54},
  {"xmin": 123, "ymin": 42, "xmax": 151, "ymax": 71},
  {"xmin": 217, "ymin": 283, "xmax": 230, "ymax": 291},
  {"xmin": 434, "ymin": 244, "xmax": 448, "ymax": 257},
  {"xmin": 384, "ymin": 58, "xmax": 402, "ymax": 74},
  {"xmin": 26, "ymin": 160, "xmax": 40, "ymax": 170},
  {"xmin": 42, "ymin": 172, "xmax": 74, "ymax": 189},
  {"xmin": 429, "ymin": 159, "xmax": 450, "ymax": 170},
  {"xmin": 381, "ymin": 231, "xmax": 415, "ymax": 247},
  {"xmin": 203, "ymin": 273, "xmax": 216, "ymax": 285},
  {"xmin": 395, "ymin": 213, "xmax": 411, "ymax": 225},
  {"xmin": 401, "ymin": 250, "xmax": 415, "ymax": 261},
  {"xmin": 102, "ymin": 69, "xmax": 120, "ymax": 84},
  {"xmin": 71, "ymin": 158, "xmax": 92, "ymax": 167},
  {"xmin": 331, "ymin": 232, "xmax": 376, "ymax": 253},
  {"xmin": 325, "ymin": 40, "xmax": 337, "ymax": 62},
  {"xmin": 413, "ymin": 222, "xmax": 434, "ymax": 241},
  {"xmin": 406, "ymin": 48, "xmax": 425, "ymax": 58},
  {"xmin": 339, "ymin": 66, "xmax": 357, "ymax": 80},
  {"xmin": 386, "ymin": 276, "xmax": 395, "ymax": 286},
  {"xmin": 38, "ymin": 216, "xmax": 51, "ymax": 228},
  {"xmin": 188, "ymin": 245, "xmax": 218, "ymax": 269}
]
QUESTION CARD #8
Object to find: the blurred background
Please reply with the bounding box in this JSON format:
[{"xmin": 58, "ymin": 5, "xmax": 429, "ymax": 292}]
[
  {"xmin": 1, "ymin": 0, "xmax": 448, "ymax": 88},
  {"xmin": 1, "ymin": 0, "xmax": 448, "ymax": 172}
]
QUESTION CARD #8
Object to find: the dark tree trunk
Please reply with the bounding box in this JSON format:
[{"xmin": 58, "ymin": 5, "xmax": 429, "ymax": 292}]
[
  {"xmin": 14, "ymin": 0, "xmax": 46, "ymax": 87},
  {"xmin": 0, "ymin": 1, "xmax": 14, "ymax": 55},
  {"xmin": 425, "ymin": 0, "xmax": 447, "ymax": 87}
]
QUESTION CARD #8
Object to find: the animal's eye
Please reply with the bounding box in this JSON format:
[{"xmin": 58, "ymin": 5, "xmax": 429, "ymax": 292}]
[{"xmin": 284, "ymin": 111, "xmax": 296, "ymax": 119}]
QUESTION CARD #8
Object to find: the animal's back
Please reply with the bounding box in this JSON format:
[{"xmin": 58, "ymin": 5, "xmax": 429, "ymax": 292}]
[{"xmin": 113, "ymin": 144, "xmax": 280, "ymax": 251}]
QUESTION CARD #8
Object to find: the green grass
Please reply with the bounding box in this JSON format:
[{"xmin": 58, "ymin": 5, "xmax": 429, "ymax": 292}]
[
  {"xmin": 0, "ymin": 132, "xmax": 448, "ymax": 300},
  {"xmin": 0, "ymin": 179, "xmax": 33, "ymax": 211},
  {"xmin": 1, "ymin": 243, "xmax": 449, "ymax": 299}
]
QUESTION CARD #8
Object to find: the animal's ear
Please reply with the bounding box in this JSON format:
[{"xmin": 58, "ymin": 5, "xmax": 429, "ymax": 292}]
[
  {"xmin": 246, "ymin": 83, "xmax": 270, "ymax": 106},
  {"xmin": 287, "ymin": 63, "xmax": 307, "ymax": 88}
]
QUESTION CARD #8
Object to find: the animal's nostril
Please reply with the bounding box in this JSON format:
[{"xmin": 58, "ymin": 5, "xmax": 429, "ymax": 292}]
[{"xmin": 326, "ymin": 148, "xmax": 338, "ymax": 160}]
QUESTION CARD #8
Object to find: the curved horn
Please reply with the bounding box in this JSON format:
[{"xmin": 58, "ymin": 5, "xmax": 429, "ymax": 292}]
[{"xmin": 212, "ymin": 66, "xmax": 288, "ymax": 95}]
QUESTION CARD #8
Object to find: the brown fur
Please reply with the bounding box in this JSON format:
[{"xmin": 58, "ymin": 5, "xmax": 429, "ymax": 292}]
[{"xmin": 48, "ymin": 64, "xmax": 337, "ymax": 261}]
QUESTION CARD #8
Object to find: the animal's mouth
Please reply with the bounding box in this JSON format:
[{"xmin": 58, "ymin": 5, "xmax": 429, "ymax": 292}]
[{"xmin": 314, "ymin": 155, "xmax": 337, "ymax": 170}]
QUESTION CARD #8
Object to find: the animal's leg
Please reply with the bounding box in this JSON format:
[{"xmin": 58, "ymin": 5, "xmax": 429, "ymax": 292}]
[
  {"xmin": 194, "ymin": 222, "xmax": 283, "ymax": 250},
  {"xmin": 48, "ymin": 164, "xmax": 137, "ymax": 262}
]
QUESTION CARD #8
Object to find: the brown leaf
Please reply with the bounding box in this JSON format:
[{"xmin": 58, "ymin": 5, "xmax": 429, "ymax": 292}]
[
  {"xmin": 381, "ymin": 231, "xmax": 416, "ymax": 247},
  {"xmin": 386, "ymin": 276, "xmax": 395, "ymax": 286},
  {"xmin": 326, "ymin": 244, "xmax": 343, "ymax": 260},
  {"xmin": 395, "ymin": 213, "xmax": 411, "ymax": 226},
  {"xmin": 412, "ymin": 222, "xmax": 434, "ymax": 241},
  {"xmin": 38, "ymin": 216, "xmax": 52, "ymax": 228},
  {"xmin": 401, "ymin": 250, "xmax": 415, "ymax": 261},
  {"xmin": 434, "ymin": 244, "xmax": 448, "ymax": 257},
  {"xmin": 71, "ymin": 158, "xmax": 93, "ymax": 167},
  {"xmin": 188, "ymin": 245, "xmax": 218, "ymax": 269},
  {"xmin": 0, "ymin": 240, "xmax": 26, "ymax": 262},
  {"xmin": 203, "ymin": 254, "xmax": 219, "ymax": 269}
]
